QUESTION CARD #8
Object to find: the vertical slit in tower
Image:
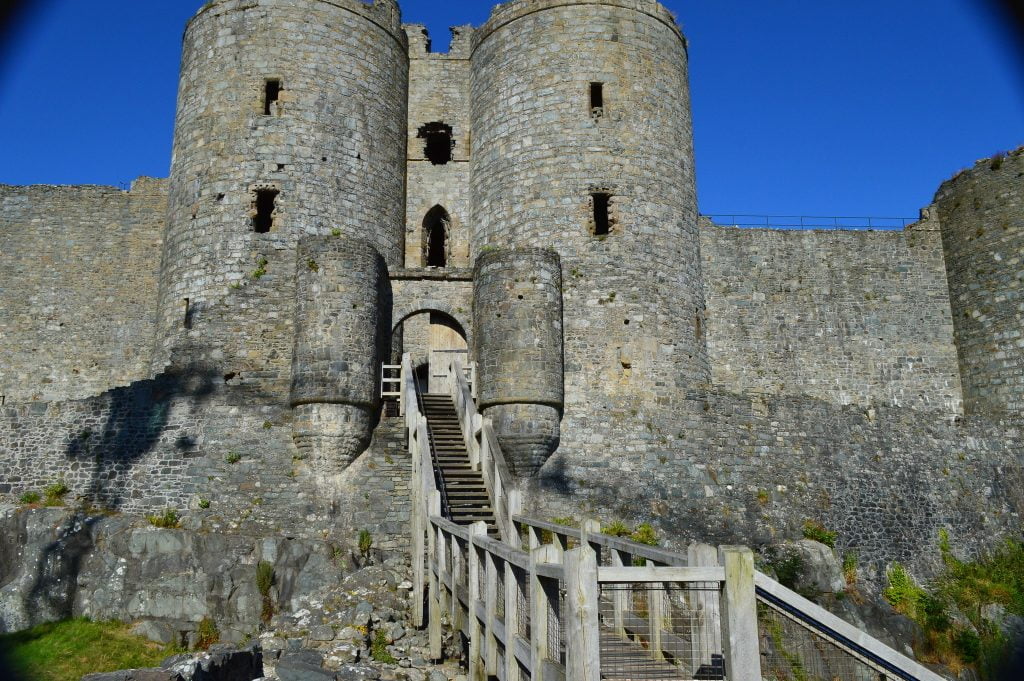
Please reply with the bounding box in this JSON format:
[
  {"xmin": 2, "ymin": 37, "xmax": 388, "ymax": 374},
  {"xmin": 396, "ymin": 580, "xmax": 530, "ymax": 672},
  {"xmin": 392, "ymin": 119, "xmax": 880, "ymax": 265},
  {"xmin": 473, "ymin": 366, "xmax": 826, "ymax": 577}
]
[
  {"xmin": 590, "ymin": 82, "xmax": 604, "ymax": 118},
  {"xmin": 264, "ymin": 79, "xmax": 281, "ymax": 116},
  {"xmin": 592, "ymin": 193, "xmax": 611, "ymax": 235}
]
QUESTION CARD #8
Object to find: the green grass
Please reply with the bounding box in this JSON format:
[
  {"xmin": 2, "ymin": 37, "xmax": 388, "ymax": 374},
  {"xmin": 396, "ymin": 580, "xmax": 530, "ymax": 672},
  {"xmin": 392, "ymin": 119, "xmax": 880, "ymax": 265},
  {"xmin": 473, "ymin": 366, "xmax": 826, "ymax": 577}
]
[
  {"xmin": 145, "ymin": 509, "xmax": 180, "ymax": 529},
  {"xmin": 801, "ymin": 519, "xmax": 837, "ymax": 548},
  {"xmin": 0, "ymin": 618, "xmax": 181, "ymax": 681},
  {"xmin": 370, "ymin": 628, "xmax": 397, "ymax": 664}
]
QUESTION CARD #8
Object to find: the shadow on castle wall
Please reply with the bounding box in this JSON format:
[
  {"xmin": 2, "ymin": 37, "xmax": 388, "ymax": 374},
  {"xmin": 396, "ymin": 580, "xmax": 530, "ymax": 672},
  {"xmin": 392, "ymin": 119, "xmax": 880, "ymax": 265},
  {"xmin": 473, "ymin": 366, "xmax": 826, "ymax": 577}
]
[{"xmin": 62, "ymin": 356, "xmax": 220, "ymax": 512}]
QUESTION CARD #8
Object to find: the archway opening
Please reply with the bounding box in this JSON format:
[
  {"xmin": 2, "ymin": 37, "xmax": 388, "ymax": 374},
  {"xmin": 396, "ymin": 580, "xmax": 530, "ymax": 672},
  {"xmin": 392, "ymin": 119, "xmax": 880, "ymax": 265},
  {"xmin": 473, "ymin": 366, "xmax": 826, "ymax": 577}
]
[
  {"xmin": 392, "ymin": 309, "xmax": 468, "ymax": 394},
  {"xmin": 423, "ymin": 205, "xmax": 450, "ymax": 268}
]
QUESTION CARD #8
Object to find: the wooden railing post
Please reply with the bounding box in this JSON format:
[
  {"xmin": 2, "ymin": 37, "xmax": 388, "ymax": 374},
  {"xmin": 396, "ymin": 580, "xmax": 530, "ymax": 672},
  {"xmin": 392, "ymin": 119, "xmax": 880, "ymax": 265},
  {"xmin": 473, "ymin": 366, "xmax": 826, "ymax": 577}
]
[
  {"xmin": 610, "ymin": 549, "xmax": 629, "ymax": 638},
  {"xmin": 646, "ymin": 559, "xmax": 665, "ymax": 661},
  {"xmin": 564, "ymin": 546, "xmax": 601, "ymax": 681},
  {"xmin": 428, "ymin": 492, "xmax": 443, "ymax": 660},
  {"xmin": 719, "ymin": 546, "xmax": 761, "ymax": 681},
  {"xmin": 688, "ymin": 542, "xmax": 722, "ymax": 671},
  {"xmin": 529, "ymin": 545, "xmax": 562, "ymax": 681},
  {"xmin": 437, "ymin": 525, "xmax": 449, "ymax": 615},
  {"xmin": 410, "ymin": 427, "xmax": 425, "ymax": 626},
  {"xmin": 484, "ymin": 550, "xmax": 499, "ymax": 676},
  {"xmin": 451, "ymin": 535, "xmax": 465, "ymax": 631},
  {"xmin": 504, "ymin": 560, "xmax": 521, "ymax": 681},
  {"xmin": 468, "ymin": 522, "xmax": 488, "ymax": 681},
  {"xmin": 580, "ymin": 519, "xmax": 602, "ymax": 563}
]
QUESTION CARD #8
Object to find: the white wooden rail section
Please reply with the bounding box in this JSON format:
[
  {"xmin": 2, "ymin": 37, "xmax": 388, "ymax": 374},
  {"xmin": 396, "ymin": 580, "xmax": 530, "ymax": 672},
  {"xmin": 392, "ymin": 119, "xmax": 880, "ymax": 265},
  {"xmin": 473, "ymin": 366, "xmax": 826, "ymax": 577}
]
[
  {"xmin": 405, "ymin": 352, "xmax": 436, "ymax": 632},
  {"xmin": 381, "ymin": 363, "xmax": 403, "ymax": 414},
  {"xmin": 445, "ymin": 356, "xmax": 519, "ymax": 543},
  {"xmin": 511, "ymin": 516, "xmax": 947, "ymax": 681}
]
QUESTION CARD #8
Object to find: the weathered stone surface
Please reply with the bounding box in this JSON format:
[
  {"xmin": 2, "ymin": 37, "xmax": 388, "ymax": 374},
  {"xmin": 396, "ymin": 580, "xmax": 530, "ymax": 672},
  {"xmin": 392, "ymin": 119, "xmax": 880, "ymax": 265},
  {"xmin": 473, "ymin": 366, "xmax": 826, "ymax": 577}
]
[{"xmin": 131, "ymin": 620, "xmax": 176, "ymax": 646}]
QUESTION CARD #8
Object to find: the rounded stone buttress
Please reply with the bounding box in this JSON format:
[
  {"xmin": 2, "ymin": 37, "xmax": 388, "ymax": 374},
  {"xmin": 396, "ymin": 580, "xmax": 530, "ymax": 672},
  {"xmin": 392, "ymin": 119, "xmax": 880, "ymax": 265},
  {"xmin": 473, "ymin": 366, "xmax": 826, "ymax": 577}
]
[
  {"xmin": 935, "ymin": 148, "xmax": 1024, "ymax": 416},
  {"xmin": 291, "ymin": 236, "xmax": 390, "ymax": 472},
  {"xmin": 153, "ymin": 0, "xmax": 407, "ymax": 385},
  {"xmin": 469, "ymin": 0, "xmax": 709, "ymax": 458},
  {"xmin": 474, "ymin": 248, "xmax": 564, "ymax": 476}
]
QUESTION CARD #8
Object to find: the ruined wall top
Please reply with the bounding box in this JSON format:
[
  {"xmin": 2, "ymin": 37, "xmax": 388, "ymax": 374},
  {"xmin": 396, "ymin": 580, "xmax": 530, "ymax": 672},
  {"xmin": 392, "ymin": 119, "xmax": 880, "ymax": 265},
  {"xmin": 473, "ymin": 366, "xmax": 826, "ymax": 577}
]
[
  {"xmin": 403, "ymin": 24, "xmax": 475, "ymax": 58},
  {"xmin": 471, "ymin": 0, "xmax": 684, "ymax": 53}
]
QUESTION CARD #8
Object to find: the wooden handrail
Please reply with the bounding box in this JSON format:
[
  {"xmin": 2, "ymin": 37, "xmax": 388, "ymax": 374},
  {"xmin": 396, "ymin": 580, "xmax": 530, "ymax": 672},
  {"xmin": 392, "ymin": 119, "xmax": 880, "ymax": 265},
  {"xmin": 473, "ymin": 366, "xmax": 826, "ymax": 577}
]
[
  {"xmin": 512, "ymin": 515, "xmax": 688, "ymax": 566},
  {"xmin": 446, "ymin": 356, "xmax": 519, "ymax": 543}
]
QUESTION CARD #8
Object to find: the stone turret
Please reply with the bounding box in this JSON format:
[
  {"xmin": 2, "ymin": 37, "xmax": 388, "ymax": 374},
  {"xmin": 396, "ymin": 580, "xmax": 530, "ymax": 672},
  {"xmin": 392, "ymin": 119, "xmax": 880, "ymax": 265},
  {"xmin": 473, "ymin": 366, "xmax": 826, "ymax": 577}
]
[
  {"xmin": 291, "ymin": 237, "xmax": 390, "ymax": 473},
  {"xmin": 935, "ymin": 148, "xmax": 1024, "ymax": 416},
  {"xmin": 474, "ymin": 248, "xmax": 564, "ymax": 476}
]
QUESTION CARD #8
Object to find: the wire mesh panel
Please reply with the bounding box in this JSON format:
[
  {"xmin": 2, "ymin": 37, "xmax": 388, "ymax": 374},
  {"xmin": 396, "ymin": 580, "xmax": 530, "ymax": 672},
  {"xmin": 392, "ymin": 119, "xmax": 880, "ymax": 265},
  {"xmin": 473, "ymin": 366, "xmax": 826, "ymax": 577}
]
[
  {"xmin": 599, "ymin": 583, "xmax": 726, "ymax": 681},
  {"xmin": 516, "ymin": 567, "xmax": 530, "ymax": 640},
  {"xmin": 758, "ymin": 599, "xmax": 886, "ymax": 681},
  {"xmin": 546, "ymin": 585, "xmax": 565, "ymax": 665},
  {"xmin": 496, "ymin": 564, "xmax": 506, "ymax": 620}
]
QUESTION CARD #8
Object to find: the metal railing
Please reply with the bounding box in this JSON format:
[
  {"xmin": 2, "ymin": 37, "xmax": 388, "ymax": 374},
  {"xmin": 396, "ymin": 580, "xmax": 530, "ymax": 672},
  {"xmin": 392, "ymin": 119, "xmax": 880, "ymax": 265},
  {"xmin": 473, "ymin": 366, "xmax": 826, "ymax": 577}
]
[{"xmin": 703, "ymin": 214, "xmax": 916, "ymax": 231}]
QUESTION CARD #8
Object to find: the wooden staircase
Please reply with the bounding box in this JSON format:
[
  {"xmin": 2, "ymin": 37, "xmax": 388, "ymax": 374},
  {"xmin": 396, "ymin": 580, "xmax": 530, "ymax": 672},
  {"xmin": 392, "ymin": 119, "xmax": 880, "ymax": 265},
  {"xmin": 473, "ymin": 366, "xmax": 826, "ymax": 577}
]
[{"xmin": 420, "ymin": 394, "xmax": 499, "ymax": 535}]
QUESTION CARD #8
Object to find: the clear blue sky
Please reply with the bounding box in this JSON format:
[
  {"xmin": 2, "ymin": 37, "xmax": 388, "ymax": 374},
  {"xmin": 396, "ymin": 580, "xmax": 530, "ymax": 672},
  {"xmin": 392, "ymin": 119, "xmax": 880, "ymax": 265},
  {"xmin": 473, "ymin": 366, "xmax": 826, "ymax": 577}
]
[{"xmin": 1, "ymin": 0, "xmax": 1022, "ymax": 218}]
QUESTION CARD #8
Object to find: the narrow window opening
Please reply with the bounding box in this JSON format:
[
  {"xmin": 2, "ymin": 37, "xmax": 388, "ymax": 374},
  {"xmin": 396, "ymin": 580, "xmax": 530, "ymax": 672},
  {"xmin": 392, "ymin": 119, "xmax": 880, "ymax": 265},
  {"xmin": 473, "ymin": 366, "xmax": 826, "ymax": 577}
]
[
  {"xmin": 590, "ymin": 82, "xmax": 604, "ymax": 118},
  {"xmin": 418, "ymin": 122, "xmax": 454, "ymax": 165},
  {"xmin": 264, "ymin": 79, "xmax": 281, "ymax": 116},
  {"xmin": 423, "ymin": 205, "xmax": 450, "ymax": 267},
  {"xmin": 592, "ymin": 193, "xmax": 611, "ymax": 235},
  {"xmin": 183, "ymin": 298, "xmax": 192, "ymax": 330},
  {"xmin": 253, "ymin": 189, "xmax": 279, "ymax": 233}
]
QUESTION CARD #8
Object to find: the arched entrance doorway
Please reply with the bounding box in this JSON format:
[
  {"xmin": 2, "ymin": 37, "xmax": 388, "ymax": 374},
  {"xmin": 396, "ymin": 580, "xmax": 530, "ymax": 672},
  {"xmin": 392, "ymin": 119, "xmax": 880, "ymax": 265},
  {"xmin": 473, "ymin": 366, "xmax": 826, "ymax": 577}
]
[{"xmin": 392, "ymin": 309, "xmax": 468, "ymax": 394}]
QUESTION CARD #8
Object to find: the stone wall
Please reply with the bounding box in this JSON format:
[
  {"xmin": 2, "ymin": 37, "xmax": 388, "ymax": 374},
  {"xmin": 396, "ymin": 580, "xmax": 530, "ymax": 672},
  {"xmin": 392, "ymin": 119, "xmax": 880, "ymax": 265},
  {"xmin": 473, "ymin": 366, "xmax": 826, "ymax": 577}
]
[
  {"xmin": 935, "ymin": 147, "xmax": 1024, "ymax": 416},
  {"xmin": 0, "ymin": 371, "xmax": 412, "ymax": 552},
  {"xmin": 701, "ymin": 218, "xmax": 964, "ymax": 412},
  {"xmin": 525, "ymin": 385, "xmax": 1023, "ymax": 579},
  {"xmin": 0, "ymin": 178, "xmax": 167, "ymax": 402},
  {"xmin": 403, "ymin": 24, "xmax": 473, "ymax": 269}
]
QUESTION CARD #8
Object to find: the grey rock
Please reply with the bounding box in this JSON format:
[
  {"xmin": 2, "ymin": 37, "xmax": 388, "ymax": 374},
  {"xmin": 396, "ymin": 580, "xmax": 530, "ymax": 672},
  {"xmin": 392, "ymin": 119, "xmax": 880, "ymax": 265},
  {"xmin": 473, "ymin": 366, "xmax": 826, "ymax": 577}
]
[
  {"xmin": 335, "ymin": 664, "xmax": 381, "ymax": 681},
  {"xmin": 131, "ymin": 620, "xmax": 175, "ymax": 646},
  {"xmin": 310, "ymin": 625, "xmax": 335, "ymax": 642},
  {"xmin": 336, "ymin": 627, "xmax": 365, "ymax": 642},
  {"xmin": 428, "ymin": 671, "xmax": 447, "ymax": 681},
  {"xmin": 784, "ymin": 540, "xmax": 845, "ymax": 594},
  {"xmin": 386, "ymin": 623, "xmax": 404, "ymax": 642}
]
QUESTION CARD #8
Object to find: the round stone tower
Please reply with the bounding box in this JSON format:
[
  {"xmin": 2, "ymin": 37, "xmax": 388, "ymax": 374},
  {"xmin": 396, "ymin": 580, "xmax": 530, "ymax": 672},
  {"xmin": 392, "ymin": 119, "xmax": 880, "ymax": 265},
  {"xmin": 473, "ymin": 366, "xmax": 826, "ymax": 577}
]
[
  {"xmin": 474, "ymin": 248, "xmax": 564, "ymax": 476},
  {"xmin": 469, "ymin": 0, "xmax": 709, "ymax": 470},
  {"xmin": 935, "ymin": 148, "xmax": 1024, "ymax": 417},
  {"xmin": 153, "ymin": 0, "xmax": 407, "ymax": 390}
]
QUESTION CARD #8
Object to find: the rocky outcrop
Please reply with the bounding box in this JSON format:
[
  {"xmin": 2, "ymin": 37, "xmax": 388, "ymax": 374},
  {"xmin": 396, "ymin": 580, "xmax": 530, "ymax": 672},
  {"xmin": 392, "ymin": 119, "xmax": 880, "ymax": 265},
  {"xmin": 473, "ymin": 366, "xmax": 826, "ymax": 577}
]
[
  {"xmin": 80, "ymin": 643, "xmax": 262, "ymax": 681},
  {"xmin": 0, "ymin": 507, "xmax": 347, "ymax": 641}
]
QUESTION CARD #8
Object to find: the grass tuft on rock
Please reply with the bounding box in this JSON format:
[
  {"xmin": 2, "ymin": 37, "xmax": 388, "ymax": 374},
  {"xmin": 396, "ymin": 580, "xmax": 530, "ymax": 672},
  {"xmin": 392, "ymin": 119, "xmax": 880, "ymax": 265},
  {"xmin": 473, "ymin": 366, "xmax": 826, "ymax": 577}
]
[{"xmin": 0, "ymin": 618, "xmax": 181, "ymax": 681}]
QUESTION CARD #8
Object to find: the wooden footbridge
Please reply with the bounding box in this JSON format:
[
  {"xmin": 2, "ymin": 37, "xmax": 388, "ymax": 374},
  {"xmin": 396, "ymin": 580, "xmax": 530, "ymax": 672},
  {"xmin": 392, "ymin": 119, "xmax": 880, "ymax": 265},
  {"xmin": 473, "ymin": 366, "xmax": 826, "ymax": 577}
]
[{"xmin": 389, "ymin": 355, "xmax": 947, "ymax": 681}]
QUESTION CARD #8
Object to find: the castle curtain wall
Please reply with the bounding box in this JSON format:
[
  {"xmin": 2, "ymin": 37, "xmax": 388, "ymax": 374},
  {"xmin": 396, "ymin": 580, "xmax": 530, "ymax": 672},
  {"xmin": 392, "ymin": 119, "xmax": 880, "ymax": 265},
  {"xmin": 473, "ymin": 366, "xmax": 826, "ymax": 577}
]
[
  {"xmin": 0, "ymin": 178, "xmax": 167, "ymax": 402},
  {"xmin": 701, "ymin": 217, "xmax": 964, "ymax": 412}
]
